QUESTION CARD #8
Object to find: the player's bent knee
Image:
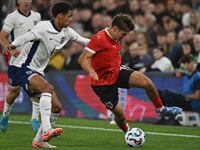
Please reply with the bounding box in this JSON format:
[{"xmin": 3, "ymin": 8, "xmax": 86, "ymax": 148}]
[{"xmin": 144, "ymin": 79, "xmax": 154, "ymax": 91}]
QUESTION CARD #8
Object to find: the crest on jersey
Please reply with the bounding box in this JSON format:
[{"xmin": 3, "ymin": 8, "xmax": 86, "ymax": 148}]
[
  {"xmin": 60, "ymin": 36, "xmax": 66, "ymax": 44},
  {"xmin": 33, "ymin": 21, "xmax": 37, "ymax": 25},
  {"xmin": 26, "ymin": 71, "xmax": 33, "ymax": 75}
]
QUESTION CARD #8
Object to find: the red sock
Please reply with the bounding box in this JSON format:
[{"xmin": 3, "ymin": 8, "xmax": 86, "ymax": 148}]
[
  {"xmin": 118, "ymin": 123, "xmax": 129, "ymax": 133},
  {"xmin": 152, "ymin": 96, "xmax": 163, "ymax": 109}
]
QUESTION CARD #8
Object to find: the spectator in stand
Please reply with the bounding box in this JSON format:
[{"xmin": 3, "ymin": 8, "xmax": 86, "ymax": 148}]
[
  {"xmin": 193, "ymin": 34, "xmax": 200, "ymax": 71},
  {"xmin": 128, "ymin": 0, "xmax": 140, "ymax": 15},
  {"xmin": 76, "ymin": 6, "xmax": 93, "ymax": 33},
  {"xmin": 122, "ymin": 42, "xmax": 153, "ymax": 71},
  {"xmin": 176, "ymin": 40, "xmax": 197, "ymax": 75},
  {"xmin": 172, "ymin": 1, "xmax": 182, "ymax": 22},
  {"xmin": 145, "ymin": 13, "xmax": 157, "ymax": 47},
  {"xmin": 181, "ymin": 0, "xmax": 193, "ymax": 27},
  {"xmin": 35, "ymin": 0, "xmax": 51, "ymax": 20},
  {"xmin": 166, "ymin": 31, "xmax": 182, "ymax": 68},
  {"xmin": 101, "ymin": 0, "xmax": 118, "ymax": 17},
  {"xmin": 91, "ymin": 13, "xmax": 103, "ymax": 33},
  {"xmin": 145, "ymin": 47, "xmax": 174, "ymax": 73},
  {"xmin": 162, "ymin": 15, "xmax": 182, "ymax": 33},
  {"xmin": 158, "ymin": 55, "xmax": 200, "ymax": 114},
  {"xmin": 177, "ymin": 30, "xmax": 186, "ymax": 44},
  {"xmin": 156, "ymin": 30, "xmax": 167, "ymax": 54},
  {"xmin": 190, "ymin": 10, "xmax": 200, "ymax": 34},
  {"xmin": 134, "ymin": 10, "xmax": 148, "ymax": 33},
  {"xmin": 140, "ymin": 0, "xmax": 151, "ymax": 13},
  {"xmin": 153, "ymin": 0, "xmax": 167, "ymax": 26},
  {"xmin": 102, "ymin": 14, "xmax": 112, "ymax": 28},
  {"xmin": 183, "ymin": 26, "xmax": 194, "ymax": 42},
  {"xmin": 92, "ymin": 0, "xmax": 104, "ymax": 13},
  {"xmin": 136, "ymin": 32, "xmax": 149, "ymax": 50}
]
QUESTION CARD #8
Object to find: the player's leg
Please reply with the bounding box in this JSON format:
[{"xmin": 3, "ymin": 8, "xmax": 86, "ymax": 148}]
[
  {"xmin": 128, "ymin": 71, "xmax": 182, "ymax": 115},
  {"xmin": 28, "ymin": 75, "xmax": 63, "ymax": 141},
  {"xmin": 32, "ymin": 91, "xmax": 61, "ymax": 147},
  {"xmin": 108, "ymin": 88, "xmax": 127, "ymax": 125},
  {"xmin": 30, "ymin": 96, "xmax": 40, "ymax": 132},
  {"xmin": 0, "ymin": 86, "xmax": 20, "ymax": 132},
  {"xmin": 92, "ymin": 84, "xmax": 129, "ymax": 133},
  {"xmin": 111, "ymin": 101, "xmax": 129, "ymax": 133}
]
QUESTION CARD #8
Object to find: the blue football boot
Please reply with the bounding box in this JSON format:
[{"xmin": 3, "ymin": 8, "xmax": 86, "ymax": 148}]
[
  {"xmin": 158, "ymin": 106, "xmax": 182, "ymax": 116},
  {"xmin": 0, "ymin": 115, "xmax": 9, "ymax": 132},
  {"xmin": 31, "ymin": 119, "xmax": 40, "ymax": 132}
]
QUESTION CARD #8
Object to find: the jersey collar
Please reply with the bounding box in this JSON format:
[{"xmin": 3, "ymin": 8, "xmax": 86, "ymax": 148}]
[
  {"xmin": 50, "ymin": 19, "xmax": 61, "ymax": 32},
  {"xmin": 105, "ymin": 27, "xmax": 117, "ymax": 42},
  {"xmin": 18, "ymin": 9, "xmax": 31, "ymax": 17}
]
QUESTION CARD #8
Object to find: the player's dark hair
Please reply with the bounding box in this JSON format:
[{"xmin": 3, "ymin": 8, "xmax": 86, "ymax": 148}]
[
  {"xmin": 112, "ymin": 14, "xmax": 135, "ymax": 32},
  {"xmin": 51, "ymin": 1, "xmax": 73, "ymax": 17},
  {"xmin": 180, "ymin": 54, "xmax": 194, "ymax": 64}
]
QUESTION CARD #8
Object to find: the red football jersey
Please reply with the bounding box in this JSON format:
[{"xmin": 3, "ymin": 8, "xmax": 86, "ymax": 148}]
[{"xmin": 85, "ymin": 28, "xmax": 121, "ymax": 85}]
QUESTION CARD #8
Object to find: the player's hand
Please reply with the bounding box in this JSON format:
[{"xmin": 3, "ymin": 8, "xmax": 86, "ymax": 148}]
[
  {"xmin": 4, "ymin": 45, "xmax": 20, "ymax": 57},
  {"xmin": 89, "ymin": 71, "xmax": 99, "ymax": 80}
]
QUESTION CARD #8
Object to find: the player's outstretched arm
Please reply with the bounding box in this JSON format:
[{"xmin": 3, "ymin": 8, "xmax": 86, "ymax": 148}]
[
  {"xmin": 68, "ymin": 28, "xmax": 90, "ymax": 46},
  {"xmin": 78, "ymin": 50, "xmax": 99, "ymax": 80},
  {"xmin": 11, "ymin": 31, "xmax": 37, "ymax": 48}
]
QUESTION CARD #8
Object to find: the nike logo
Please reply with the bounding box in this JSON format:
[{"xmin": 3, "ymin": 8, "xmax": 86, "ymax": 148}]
[
  {"xmin": 113, "ymin": 45, "xmax": 116, "ymax": 48},
  {"xmin": 49, "ymin": 38, "xmax": 60, "ymax": 43}
]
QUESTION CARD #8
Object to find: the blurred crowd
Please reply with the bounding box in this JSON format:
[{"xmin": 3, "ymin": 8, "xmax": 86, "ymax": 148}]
[{"xmin": 0, "ymin": 0, "xmax": 200, "ymax": 75}]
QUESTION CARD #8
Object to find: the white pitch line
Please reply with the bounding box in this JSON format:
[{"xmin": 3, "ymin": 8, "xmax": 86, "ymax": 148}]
[{"xmin": 9, "ymin": 120, "xmax": 200, "ymax": 138}]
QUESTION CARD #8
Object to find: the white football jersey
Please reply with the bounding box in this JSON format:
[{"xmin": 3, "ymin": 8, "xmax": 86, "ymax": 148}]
[
  {"xmin": 11, "ymin": 20, "xmax": 90, "ymax": 75},
  {"xmin": 2, "ymin": 9, "xmax": 41, "ymax": 65}
]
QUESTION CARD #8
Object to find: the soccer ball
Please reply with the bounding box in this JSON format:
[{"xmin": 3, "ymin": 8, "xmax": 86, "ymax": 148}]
[{"xmin": 125, "ymin": 128, "xmax": 145, "ymax": 147}]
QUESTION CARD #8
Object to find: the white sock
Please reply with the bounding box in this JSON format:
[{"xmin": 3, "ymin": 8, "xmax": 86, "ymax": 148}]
[
  {"xmin": 34, "ymin": 125, "xmax": 43, "ymax": 142},
  {"xmin": 39, "ymin": 93, "xmax": 52, "ymax": 132},
  {"xmin": 158, "ymin": 106, "xmax": 165, "ymax": 112},
  {"xmin": 31, "ymin": 101, "xmax": 40, "ymax": 120},
  {"xmin": 3, "ymin": 101, "xmax": 13, "ymax": 116},
  {"xmin": 34, "ymin": 113, "xmax": 59, "ymax": 142},
  {"xmin": 50, "ymin": 112, "xmax": 59, "ymax": 126}
]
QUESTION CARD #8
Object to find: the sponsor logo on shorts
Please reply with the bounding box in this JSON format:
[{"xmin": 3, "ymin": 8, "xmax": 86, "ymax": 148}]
[
  {"xmin": 105, "ymin": 101, "xmax": 113, "ymax": 109},
  {"xmin": 26, "ymin": 71, "xmax": 33, "ymax": 75},
  {"xmin": 8, "ymin": 78, "xmax": 12, "ymax": 84}
]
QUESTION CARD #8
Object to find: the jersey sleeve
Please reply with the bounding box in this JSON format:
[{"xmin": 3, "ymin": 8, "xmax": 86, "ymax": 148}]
[
  {"xmin": 12, "ymin": 31, "xmax": 36, "ymax": 47},
  {"xmin": 85, "ymin": 34, "xmax": 103, "ymax": 54},
  {"xmin": 30, "ymin": 22, "xmax": 43, "ymax": 40},
  {"xmin": 2, "ymin": 14, "xmax": 15, "ymax": 33},
  {"xmin": 68, "ymin": 27, "xmax": 90, "ymax": 46},
  {"xmin": 35, "ymin": 12, "xmax": 41, "ymax": 22}
]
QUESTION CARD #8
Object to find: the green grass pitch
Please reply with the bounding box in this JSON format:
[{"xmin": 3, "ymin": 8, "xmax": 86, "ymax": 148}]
[{"xmin": 0, "ymin": 114, "xmax": 200, "ymax": 150}]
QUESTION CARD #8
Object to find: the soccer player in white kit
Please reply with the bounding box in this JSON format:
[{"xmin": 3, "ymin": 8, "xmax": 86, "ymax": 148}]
[
  {"xmin": 0, "ymin": 0, "xmax": 41, "ymax": 132},
  {"xmin": 5, "ymin": 2, "xmax": 90, "ymax": 148}
]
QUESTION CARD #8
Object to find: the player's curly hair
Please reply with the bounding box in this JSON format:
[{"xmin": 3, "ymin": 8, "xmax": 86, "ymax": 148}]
[
  {"xmin": 51, "ymin": 1, "xmax": 73, "ymax": 17},
  {"xmin": 112, "ymin": 14, "xmax": 135, "ymax": 32}
]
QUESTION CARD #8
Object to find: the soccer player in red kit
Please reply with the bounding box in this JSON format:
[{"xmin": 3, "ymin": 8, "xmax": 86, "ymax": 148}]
[{"xmin": 78, "ymin": 14, "xmax": 182, "ymax": 133}]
